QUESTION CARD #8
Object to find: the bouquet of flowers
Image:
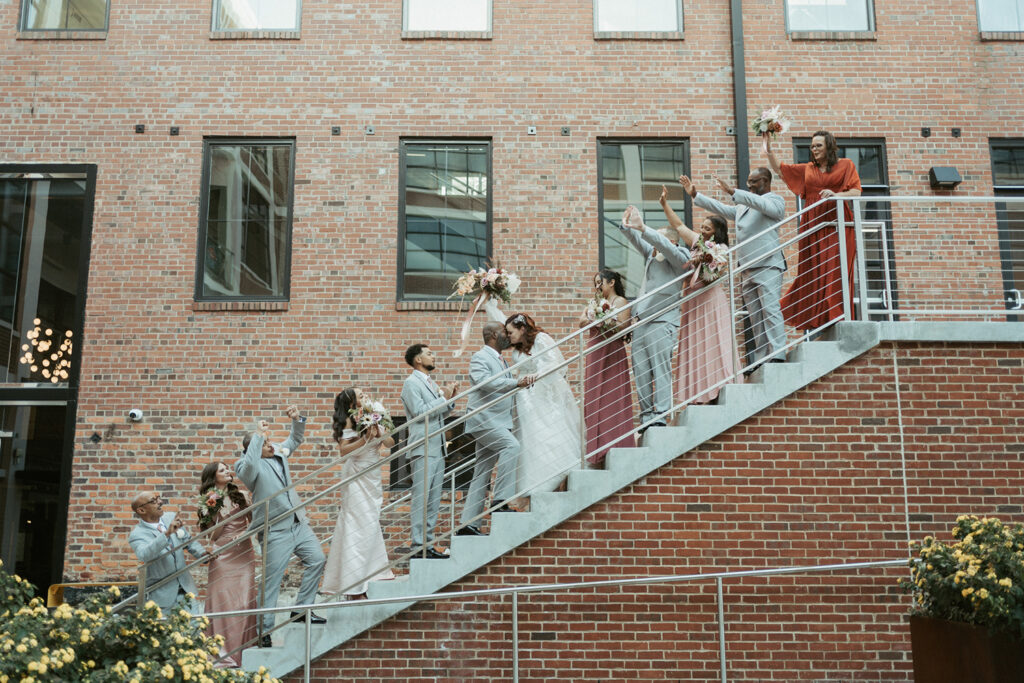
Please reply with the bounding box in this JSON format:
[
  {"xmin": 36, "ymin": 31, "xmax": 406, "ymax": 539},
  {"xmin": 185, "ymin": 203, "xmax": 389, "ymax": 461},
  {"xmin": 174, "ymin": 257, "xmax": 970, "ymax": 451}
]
[
  {"xmin": 197, "ymin": 489, "xmax": 226, "ymax": 529},
  {"xmin": 350, "ymin": 396, "xmax": 395, "ymax": 435},
  {"xmin": 584, "ymin": 297, "xmax": 618, "ymax": 333},
  {"xmin": 690, "ymin": 237, "xmax": 730, "ymax": 284},
  {"xmin": 751, "ymin": 105, "xmax": 792, "ymax": 138},
  {"xmin": 450, "ymin": 264, "xmax": 522, "ymax": 304}
]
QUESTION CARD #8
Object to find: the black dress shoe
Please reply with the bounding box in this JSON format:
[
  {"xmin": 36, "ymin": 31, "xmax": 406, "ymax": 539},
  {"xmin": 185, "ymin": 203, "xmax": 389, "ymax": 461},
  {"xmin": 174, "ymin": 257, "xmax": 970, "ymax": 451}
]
[
  {"xmin": 290, "ymin": 611, "xmax": 326, "ymax": 624},
  {"xmin": 456, "ymin": 525, "xmax": 485, "ymax": 536},
  {"xmin": 422, "ymin": 547, "xmax": 449, "ymax": 559},
  {"xmin": 258, "ymin": 635, "xmax": 273, "ymax": 648},
  {"xmin": 493, "ymin": 504, "xmax": 520, "ymax": 512}
]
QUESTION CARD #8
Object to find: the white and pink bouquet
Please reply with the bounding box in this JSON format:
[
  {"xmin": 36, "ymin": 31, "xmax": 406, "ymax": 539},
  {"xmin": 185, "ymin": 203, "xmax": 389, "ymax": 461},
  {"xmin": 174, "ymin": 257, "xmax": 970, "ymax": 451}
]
[
  {"xmin": 690, "ymin": 237, "xmax": 730, "ymax": 284},
  {"xmin": 350, "ymin": 396, "xmax": 395, "ymax": 435},
  {"xmin": 450, "ymin": 265, "xmax": 522, "ymax": 304},
  {"xmin": 751, "ymin": 105, "xmax": 792, "ymax": 138},
  {"xmin": 584, "ymin": 297, "xmax": 618, "ymax": 333}
]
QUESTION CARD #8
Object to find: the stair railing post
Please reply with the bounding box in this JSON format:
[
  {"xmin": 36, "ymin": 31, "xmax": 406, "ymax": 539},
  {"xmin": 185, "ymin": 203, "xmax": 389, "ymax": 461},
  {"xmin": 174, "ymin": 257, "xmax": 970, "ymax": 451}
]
[
  {"xmin": 727, "ymin": 250, "xmax": 739, "ymax": 382},
  {"xmin": 258, "ymin": 497, "xmax": 269, "ymax": 640},
  {"xmin": 852, "ymin": 198, "xmax": 870, "ymax": 322},
  {"xmin": 512, "ymin": 590, "xmax": 519, "ymax": 683},
  {"xmin": 836, "ymin": 198, "xmax": 852, "ymax": 322},
  {"xmin": 422, "ymin": 418, "xmax": 430, "ymax": 557},
  {"xmin": 578, "ymin": 333, "xmax": 587, "ymax": 468},
  {"xmin": 136, "ymin": 564, "xmax": 146, "ymax": 610},
  {"xmin": 716, "ymin": 576, "xmax": 727, "ymax": 683}
]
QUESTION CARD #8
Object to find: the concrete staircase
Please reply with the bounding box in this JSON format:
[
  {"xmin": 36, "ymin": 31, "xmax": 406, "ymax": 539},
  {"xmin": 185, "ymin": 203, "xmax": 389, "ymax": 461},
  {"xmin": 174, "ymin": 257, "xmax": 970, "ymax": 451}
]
[{"xmin": 242, "ymin": 321, "xmax": 883, "ymax": 677}]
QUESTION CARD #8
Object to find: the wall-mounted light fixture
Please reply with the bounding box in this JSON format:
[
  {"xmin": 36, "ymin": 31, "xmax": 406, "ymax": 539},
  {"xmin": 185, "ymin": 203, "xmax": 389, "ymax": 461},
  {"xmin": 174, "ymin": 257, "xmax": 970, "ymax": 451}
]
[{"xmin": 929, "ymin": 166, "xmax": 962, "ymax": 190}]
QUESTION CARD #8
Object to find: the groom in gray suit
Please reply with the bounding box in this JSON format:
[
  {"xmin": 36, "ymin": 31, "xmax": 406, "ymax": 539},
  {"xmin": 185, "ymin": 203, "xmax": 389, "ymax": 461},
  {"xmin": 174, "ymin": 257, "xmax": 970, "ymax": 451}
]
[
  {"xmin": 236, "ymin": 405, "xmax": 326, "ymax": 642},
  {"xmin": 400, "ymin": 343, "xmax": 459, "ymax": 558},
  {"xmin": 683, "ymin": 169, "xmax": 787, "ymax": 365},
  {"xmin": 459, "ymin": 322, "xmax": 534, "ymax": 533},
  {"xmin": 128, "ymin": 491, "xmax": 206, "ymax": 612},
  {"xmin": 620, "ymin": 206, "xmax": 691, "ymax": 432}
]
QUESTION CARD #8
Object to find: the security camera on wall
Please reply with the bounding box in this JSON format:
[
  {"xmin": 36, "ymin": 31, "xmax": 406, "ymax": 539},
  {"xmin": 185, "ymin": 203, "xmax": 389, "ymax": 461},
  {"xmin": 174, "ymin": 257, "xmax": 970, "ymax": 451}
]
[{"xmin": 128, "ymin": 409, "xmax": 143, "ymax": 422}]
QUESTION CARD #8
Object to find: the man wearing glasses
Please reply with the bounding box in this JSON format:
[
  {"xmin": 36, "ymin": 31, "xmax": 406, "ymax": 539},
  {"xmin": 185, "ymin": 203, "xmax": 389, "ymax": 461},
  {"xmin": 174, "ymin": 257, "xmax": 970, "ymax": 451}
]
[{"xmin": 128, "ymin": 491, "xmax": 207, "ymax": 611}]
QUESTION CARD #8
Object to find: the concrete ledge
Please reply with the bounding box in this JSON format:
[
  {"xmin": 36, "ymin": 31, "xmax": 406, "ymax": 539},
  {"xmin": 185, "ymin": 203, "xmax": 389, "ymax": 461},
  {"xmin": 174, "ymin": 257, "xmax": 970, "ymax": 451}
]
[{"xmin": 879, "ymin": 321, "xmax": 1024, "ymax": 343}]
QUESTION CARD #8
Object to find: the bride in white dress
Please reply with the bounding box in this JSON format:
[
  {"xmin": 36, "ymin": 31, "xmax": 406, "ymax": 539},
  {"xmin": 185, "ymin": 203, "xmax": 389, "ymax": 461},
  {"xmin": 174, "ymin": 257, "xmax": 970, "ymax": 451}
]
[
  {"xmin": 321, "ymin": 387, "xmax": 395, "ymax": 599},
  {"xmin": 485, "ymin": 299, "xmax": 582, "ymax": 496}
]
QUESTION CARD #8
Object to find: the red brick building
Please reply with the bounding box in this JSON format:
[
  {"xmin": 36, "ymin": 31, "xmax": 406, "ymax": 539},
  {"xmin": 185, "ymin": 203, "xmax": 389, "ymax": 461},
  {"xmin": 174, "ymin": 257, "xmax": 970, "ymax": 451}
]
[{"xmin": 1, "ymin": 0, "xmax": 1022, "ymax": 678}]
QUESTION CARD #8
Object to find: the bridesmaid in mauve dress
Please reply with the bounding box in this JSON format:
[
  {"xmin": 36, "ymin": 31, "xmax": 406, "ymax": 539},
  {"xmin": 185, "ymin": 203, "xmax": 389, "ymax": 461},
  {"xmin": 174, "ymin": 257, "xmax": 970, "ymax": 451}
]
[
  {"xmin": 198, "ymin": 461, "xmax": 258, "ymax": 667},
  {"xmin": 577, "ymin": 269, "xmax": 635, "ymax": 466},
  {"xmin": 321, "ymin": 387, "xmax": 395, "ymax": 599},
  {"xmin": 660, "ymin": 189, "xmax": 743, "ymax": 405}
]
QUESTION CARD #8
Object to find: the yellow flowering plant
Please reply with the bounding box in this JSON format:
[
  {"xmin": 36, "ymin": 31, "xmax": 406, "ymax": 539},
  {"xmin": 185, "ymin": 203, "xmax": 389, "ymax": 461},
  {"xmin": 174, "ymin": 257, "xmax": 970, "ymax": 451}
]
[
  {"xmin": 0, "ymin": 561, "xmax": 278, "ymax": 682},
  {"xmin": 903, "ymin": 516, "xmax": 1024, "ymax": 639}
]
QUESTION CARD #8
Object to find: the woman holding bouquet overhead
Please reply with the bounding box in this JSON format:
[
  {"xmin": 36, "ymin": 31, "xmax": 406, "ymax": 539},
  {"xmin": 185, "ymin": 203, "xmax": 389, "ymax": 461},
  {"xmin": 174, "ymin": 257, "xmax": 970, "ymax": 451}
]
[
  {"xmin": 198, "ymin": 462, "xmax": 257, "ymax": 667},
  {"xmin": 765, "ymin": 130, "xmax": 861, "ymax": 331},
  {"xmin": 577, "ymin": 270, "xmax": 634, "ymax": 467},
  {"xmin": 660, "ymin": 186, "xmax": 743, "ymax": 405},
  {"xmin": 321, "ymin": 388, "xmax": 395, "ymax": 599},
  {"xmin": 483, "ymin": 299, "xmax": 581, "ymax": 498}
]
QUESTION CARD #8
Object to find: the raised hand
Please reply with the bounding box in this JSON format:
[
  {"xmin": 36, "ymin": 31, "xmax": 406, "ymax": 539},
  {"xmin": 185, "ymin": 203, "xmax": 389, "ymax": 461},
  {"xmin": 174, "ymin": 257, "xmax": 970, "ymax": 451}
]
[
  {"xmin": 443, "ymin": 381, "xmax": 459, "ymax": 399},
  {"xmin": 285, "ymin": 405, "xmax": 301, "ymax": 421},
  {"xmin": 679, "ymin": 175, "xmax": 697, "ymax": 199},
  {"xmin": 659, "ymin": 185, "xmax": 668, "ymax": 204},
  {"xmin": 715, "ymin": 176, "xmax": 735, "ymax": 196},
  {"xmin": 622, "ymin": 205, "xmax": 644, "ymax": 231},
  {"xmin": 258, "ymin": 419, "xmax": 270, "ymax": 435}
]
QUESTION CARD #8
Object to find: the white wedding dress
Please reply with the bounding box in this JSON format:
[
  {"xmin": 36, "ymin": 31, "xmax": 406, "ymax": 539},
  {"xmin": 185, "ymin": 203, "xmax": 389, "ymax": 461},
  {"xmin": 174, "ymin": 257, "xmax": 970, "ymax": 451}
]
[
  {"xmin": 485, "ymin": 299, "xmax": 582, "ymax": 493},
  {"xmin": 321, "ymin": 429, "xmax": 395, "ymax": 595}
]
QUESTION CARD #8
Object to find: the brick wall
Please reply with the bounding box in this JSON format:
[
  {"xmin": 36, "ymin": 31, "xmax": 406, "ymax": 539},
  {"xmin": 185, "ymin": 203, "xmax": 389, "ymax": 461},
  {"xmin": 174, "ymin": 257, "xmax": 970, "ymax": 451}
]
[
  {"xmin": 288, "ymin": 341, "xmax": 1024, "ymax": 681},
  {"xmin": 0, "ymin": 1, "xmax": 1020, "ymax": 580}
]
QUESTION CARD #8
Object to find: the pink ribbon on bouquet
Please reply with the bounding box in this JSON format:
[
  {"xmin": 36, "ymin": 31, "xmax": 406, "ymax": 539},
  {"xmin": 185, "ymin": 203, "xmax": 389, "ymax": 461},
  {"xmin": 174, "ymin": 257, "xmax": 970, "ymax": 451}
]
[{"xmin": 453, "ymin": 291, "xmax": 490, "ymax": 358}]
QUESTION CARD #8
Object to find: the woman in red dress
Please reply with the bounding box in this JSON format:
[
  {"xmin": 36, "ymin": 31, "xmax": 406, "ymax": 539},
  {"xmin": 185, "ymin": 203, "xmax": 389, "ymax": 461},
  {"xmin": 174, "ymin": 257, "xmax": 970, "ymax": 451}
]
[{"xmin": 766, "ymin": 130, "xmax": 861, "ymax": 331}]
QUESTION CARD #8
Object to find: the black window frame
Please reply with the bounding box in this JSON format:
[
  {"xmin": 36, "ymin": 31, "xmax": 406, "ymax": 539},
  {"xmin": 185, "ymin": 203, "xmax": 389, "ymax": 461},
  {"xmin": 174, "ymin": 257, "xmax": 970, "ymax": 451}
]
[
  {"xmin": 18, "ymin": 0, "xmax": 110, "ymax": 32},
  {"xmin": 596, "ymin": 137, "xmax": 691, "ymax": 300},
  {"xmin": 397, "ymin": 138, "xmax": 493, "ymax": 303},
  {"xmin": 194, "ymin": 137, "xmax": 296, "ymax": 303},
  {"xmin": 989, "ymin": 138, "xmax": 1024, "ymax": 320},
  {"xmin": 792, "ymin": 137, "xmax": 896, "ymax": 321},
  {"xmin": 210, "ymin": 0, "xmax": 303, "ymax": 32}
]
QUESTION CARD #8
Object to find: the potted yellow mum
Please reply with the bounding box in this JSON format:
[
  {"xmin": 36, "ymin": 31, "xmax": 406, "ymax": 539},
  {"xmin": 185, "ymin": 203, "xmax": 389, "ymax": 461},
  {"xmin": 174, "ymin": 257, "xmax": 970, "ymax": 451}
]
[{"xmin": 903, "ymin": 516, "xmax": 1024, "ymax": 682}]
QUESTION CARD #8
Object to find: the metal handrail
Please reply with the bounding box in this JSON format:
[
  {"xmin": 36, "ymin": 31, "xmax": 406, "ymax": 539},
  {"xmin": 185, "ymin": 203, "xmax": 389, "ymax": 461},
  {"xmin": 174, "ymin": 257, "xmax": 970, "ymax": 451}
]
[{"xmin": 123, "ymin": 201, "xmax": 848, "ymax": 618}]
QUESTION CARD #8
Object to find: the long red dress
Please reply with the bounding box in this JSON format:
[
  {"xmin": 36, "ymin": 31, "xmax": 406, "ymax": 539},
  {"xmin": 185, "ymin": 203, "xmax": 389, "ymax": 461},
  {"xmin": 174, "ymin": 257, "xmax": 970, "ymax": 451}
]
[
  {"xmin": 779, "ymin": 158, "xmax": 862, "ymax": 331},
  {"xmin": 583, "ymin": 327, "xmax": 635, "ymax": 466}
]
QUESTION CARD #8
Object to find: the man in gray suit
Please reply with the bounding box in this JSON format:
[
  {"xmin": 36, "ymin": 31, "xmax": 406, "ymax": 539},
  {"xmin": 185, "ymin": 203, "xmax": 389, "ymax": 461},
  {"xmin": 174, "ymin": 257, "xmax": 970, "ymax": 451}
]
[
  {"xmin": 128, "ymin": 491, "xmax": 206, "ymax": 612},
  {"xmin": 620, "ymin": 205, "xmax": 691, "ymax": 432},
  {"xmin": 459, "ymin": 322, "xmax": 535, "ymax": 533},
  {"xmin": 236, "ymin": 405, "xmax": 326, "ymax": 642},
  {"xmin": 400, "ymin": 343, "xmax": 459, "ymax": 558},
  {"xmin": 681, "ymin": 169, "xmax": 787, "ymax": 366}
]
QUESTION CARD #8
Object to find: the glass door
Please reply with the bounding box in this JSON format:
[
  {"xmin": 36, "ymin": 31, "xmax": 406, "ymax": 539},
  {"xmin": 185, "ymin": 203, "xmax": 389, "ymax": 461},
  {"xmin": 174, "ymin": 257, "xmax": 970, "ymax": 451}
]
[{"xmin": 0, "ymin": 165, "xmax": 94, "ymax": 594}]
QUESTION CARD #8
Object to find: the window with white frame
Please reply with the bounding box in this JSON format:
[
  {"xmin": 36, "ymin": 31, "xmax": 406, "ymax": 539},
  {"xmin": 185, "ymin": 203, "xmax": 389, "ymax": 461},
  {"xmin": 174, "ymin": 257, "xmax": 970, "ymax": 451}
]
[
  {"xmin": 403, "ymin": 0, "xmax": 491, "ymax": 32},
  {"xmin": 786, "ymin": 0, "xmax": 873, "ymax": 32},
  {"xmin": 594, "ymin": 0, "xmax": 683, "ymax": 33},
  {"xmin": 978, "ymin": 0, "xmax": 1024, "ymax": 31},
  {"xmin": 20, "ymin": 0, "xmax": 108, "ymax": 31},
  {"xmin": 212, "ymin": 0, "xmax": 301, "ymax": 31}
]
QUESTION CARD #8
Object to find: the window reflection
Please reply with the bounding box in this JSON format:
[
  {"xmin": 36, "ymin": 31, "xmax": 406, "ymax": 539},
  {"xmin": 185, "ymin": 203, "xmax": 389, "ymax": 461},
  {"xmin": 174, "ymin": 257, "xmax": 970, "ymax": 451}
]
[
  {"xmin": 786, "ymin": 0, "xmax": 873, "ymax": 31},
  {"xmin": 599, "ymin": 141, "xmax": 689, "ymax": 299},
  {"xmin": 595, "ymin": 0, "xmax": 682, "ymax": 32},
  {"xmin": 213, "ymin": 0, "xmax": 300, "ymax": 31},
  {"xmin": 978, "ymin": 0, "xmax": 1024, "ymax": 32},
  {"xmin": 401, "ymin": 143, "xmax": 490, "ymax": 300},
  {"xmin": 199, "ymin": 142, "xmax": 294, "ymax": 299},
  {"xmin": 21, "ymin": 0, "xmax": 108, "ymax": 30},
  {"xmin": 404, "ymin": 0, "xmax": 490, "ymax": 31}
]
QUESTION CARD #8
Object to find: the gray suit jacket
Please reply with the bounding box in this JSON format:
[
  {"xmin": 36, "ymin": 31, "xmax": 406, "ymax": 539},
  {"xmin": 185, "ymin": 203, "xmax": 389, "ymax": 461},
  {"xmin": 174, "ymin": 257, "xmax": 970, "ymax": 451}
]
[
  {"xmin": 465, "ymin": 346, "xmax": 518, "ymax": 434},
  {"xmin": 234, "ymin": 420, "xmax": 306, "ymax": 533},
  {"xmin": 619, "ymin": 224, "xmax": 692, "ymax": 327},
  {"xmin": 694, "ymin": 189, "xmax": 786, "ymax": 271},
  {"xmin": 128, "ymin": 512, "xmax": 205, "ymax": 610},
  {"xmin": 401, "ymin": 370, "xmax": 455, "ymax": 459}
]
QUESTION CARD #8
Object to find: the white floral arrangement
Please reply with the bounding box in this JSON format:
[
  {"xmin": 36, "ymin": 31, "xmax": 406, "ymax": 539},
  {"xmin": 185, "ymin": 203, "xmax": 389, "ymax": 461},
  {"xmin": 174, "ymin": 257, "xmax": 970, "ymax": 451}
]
[
  {"xmin": 584, "ymin": 297, "xmax": 618, "ymax": 333},
  {"xmin": 692, "ymin": 237, "xmax": 730, "ymax": 284},
  {"xmin": 451, "ymin": 265, "xmax": 521, "ymax": 304},
  {"xmin": 349, "ymin": 397, "xmax": 395, "ymax": 435},
  {"xmin": 751, "ymin": 105, "xmax": 792, "ymax": 138}
]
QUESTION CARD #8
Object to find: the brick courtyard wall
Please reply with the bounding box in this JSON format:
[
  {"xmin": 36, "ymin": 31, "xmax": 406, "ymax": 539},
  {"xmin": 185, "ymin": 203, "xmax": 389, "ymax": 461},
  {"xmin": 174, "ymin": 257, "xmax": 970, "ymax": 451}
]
[
  {"xmin": 288, "ymin": 341, "xmax": 1024, "ymax": 682},
  {"xmin": 0, "ymin": 0, "xmax": 1021, "ymax": 588}
]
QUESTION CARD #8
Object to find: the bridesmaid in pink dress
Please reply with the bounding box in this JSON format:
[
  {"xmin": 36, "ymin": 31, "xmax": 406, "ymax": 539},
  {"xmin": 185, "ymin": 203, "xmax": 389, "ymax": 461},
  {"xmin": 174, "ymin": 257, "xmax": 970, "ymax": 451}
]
[
  {"xmin": 659, "ymin": 188, "xmax": 743, "ymax": 405},
  {"xmin": 199, "ymin": 462, "xmax": 258, "ymax": 667},
  {"xmin": 577, "ymin": 269, "xmax": 636, "ymax": 466}
]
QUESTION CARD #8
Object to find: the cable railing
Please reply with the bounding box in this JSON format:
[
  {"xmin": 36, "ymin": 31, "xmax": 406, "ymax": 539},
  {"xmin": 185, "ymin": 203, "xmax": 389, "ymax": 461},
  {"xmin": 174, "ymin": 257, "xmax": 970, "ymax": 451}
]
[{"xmin": 118, "ymin": 193, "xmax": 1023, "ymax": 668}]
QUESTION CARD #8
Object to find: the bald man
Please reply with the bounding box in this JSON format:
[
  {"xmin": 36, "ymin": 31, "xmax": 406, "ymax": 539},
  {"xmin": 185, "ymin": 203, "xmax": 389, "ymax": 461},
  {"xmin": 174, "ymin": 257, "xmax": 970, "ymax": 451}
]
[{"xmin": 127, "ymin": 490, "xmax": 206, "ymax": 611}]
